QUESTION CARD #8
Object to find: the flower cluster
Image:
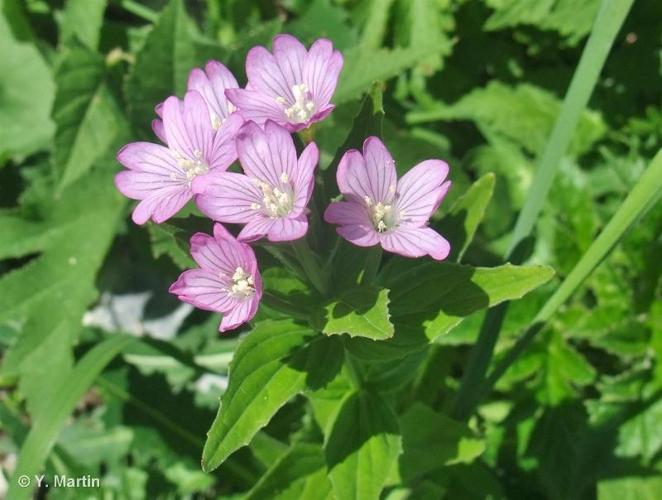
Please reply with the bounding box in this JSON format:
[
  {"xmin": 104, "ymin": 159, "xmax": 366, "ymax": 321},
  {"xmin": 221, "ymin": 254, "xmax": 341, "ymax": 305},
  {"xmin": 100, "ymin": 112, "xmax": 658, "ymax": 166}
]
[{"xmin": 115, "ymin": 34, "xmax": 451, "ymax": 332}]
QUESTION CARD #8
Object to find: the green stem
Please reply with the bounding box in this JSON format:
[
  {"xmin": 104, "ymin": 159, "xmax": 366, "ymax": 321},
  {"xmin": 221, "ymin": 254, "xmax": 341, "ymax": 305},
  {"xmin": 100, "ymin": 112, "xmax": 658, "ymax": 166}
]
[
  {"xmin": 292, "ymin": 238, "xmax": 329, "ymax": 296},
  {"xmin": 361, "ymin": 246, "xmax": 382, "ymax": 285}
]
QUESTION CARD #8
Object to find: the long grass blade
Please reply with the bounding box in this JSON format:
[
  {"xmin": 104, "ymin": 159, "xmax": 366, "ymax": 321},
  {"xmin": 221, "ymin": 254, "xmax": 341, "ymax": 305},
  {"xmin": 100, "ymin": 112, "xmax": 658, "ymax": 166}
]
[
  {"xmin": 487, "ymin": 149, "xmax": 662, "ymax": 389},
  {"xmin": 454, "ymin": 0, "xmax": 635, "ymax": 421}
]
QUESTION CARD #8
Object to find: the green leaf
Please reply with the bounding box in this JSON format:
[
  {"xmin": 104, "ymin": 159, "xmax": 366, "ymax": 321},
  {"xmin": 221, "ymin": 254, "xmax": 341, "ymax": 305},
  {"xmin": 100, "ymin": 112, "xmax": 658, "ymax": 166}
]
[
  {"xmin": 53, "ymin": 41, "xmax": 125, "ymax": 191},
  {"xmin": 360, "ymin": 0, "xmax": 396, "ymax": 49},
  {"xmin": 323, "ymin": 285, "xmax": 394, "ymax": 340},
  {"xmin": 598, "ymin": 475, "xmax": 662, "ymax": 500},
  {"xmin": 0, "ymin": 167, "xmax": 125, "ymax": 419},
  {"xmin": 399, "ymin": 403, "xmax": 485, "ymax": 482},
  {"xmin": 0, "ymin": 7, "xmax": 54, "ymax": 159},
  {"xmin": 202, "ymin": 321, "xmax": 343, "ymax": 472},
  {"xmin": 7, "ymin": 335, "xmax": 135, "ymax": 500},
  {"xmin": 59, "ymin": 0, "xmax": 107, "ymax": 49},
  {"xmin": 325, "ymin": 391, "xmax": 401, "ymax": 500},
  {"xmin": 245, "ymin": 442, "xmax": 330, "ymax": 500},
  {"xmin": 125, "ymin": 0, "xmax": 195, "ymax": 137},
  {"xmin": 147, "ymin": 215, "xmax": 210, "ymax": 269},
  {"xmin": 436, "ymin": 172, "xmax": 495, "ymax": 262},
  {"xmin": 484, "ymin": 0, "xmax": 600, "ymax": 44},
  {"xmin": 346, "ymin": 262, "xmax": 554, "ymax": 362},
  {"xmin": 336, "ymin": 45, "xmax": 444, "ymax": 104},
  {"xmin": 384, "ymin": 261, "xmax": 555, "ymax": 341},
  {"xmin": 407, "ymin": 82, "xmax": 606, "ymax": 156}
]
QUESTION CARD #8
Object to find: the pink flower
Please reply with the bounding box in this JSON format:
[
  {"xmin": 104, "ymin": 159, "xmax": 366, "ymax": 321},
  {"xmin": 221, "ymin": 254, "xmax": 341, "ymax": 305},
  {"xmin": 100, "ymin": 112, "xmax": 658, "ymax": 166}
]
[
  {"xmin": 187, "ymin": 60, "xmax": 240, "ymax": 130},
  {"xmin": 324, "ymin": 137, "xmax": 451, "ymax": 260},
  {"xmin": 226, "ymin": 34, "xmax": 343, "ymax": 132},
  {"xmin": 169, "ymin": 223, "xmax": 263, "ymax": 332},
  {"xmin": 193, "ymin": 121, "xmax": 319, "ymax": 243},
  {"xmin": 115, "ymin": 90, "xmax": 242, "ymax": 224}
]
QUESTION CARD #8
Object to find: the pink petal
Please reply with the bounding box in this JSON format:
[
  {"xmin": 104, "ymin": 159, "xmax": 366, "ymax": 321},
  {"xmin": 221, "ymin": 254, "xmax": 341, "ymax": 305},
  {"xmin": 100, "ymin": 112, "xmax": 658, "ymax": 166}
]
[
  {"xmin": 380, "ymin": 226, "xmax": 450, "ymax": 261},
  {"xmin": 208, "ymin": 113, "xmax": 243, "ymax": 171},
  {"xmin": 189, "ymin": 232, "xmax": 242, "ymax": 275},
  {"xmin": 272, "ymin": 34, "xmax": 307, "ymax": 89},
  {"xmin": 336, "ymin": 138, "xmax": 397, "ymax": 204},
  {"xmin": 237, "ymin": 216, "xmax": 276, "ymax": 242},
  {"xmin": 188, "ymin": 60, "xmax": 238, "ymax": 122},
  {"xmin": 116, "ymin": 142, "xmax": 191, "ymax": 224},
  {"xmin": 225, "ymin": 88, "xmax": 288, "ymax": 128},
  {"xmin": 193, "ymin": 172, "xmax": 262, "ymax": 223},
  {"xmin": 245, "ymin": 45, "xmax": 292, "ymax": 100},
  {"xmin": 162, "ymin": 92, "xmax": 213, "ymax": 160},
  {"xmin": 303, "ymin": 39, "xmax": 343, "ymax": 106},
  {"xmin": 169, "ymin": 268, "xmax": 235, "ymax": 312},
  {"xmin": 219, "ymin": 295, "xmax": 259, "ymax": 332},
  {"xmin": 152, "ymin": 119, "xmax": 166, "ymax": 143},
  {"xmin": 362, "ymin": 137, "xmax": 397, "ymax": 202},
  {"xmin": 266, "ymin": 214, "xmax": 308, "ymax": 242},
  {"xmin": 310, "ymin": 104, "xmax": 335, "ymax": 123},
  {"xmin": 293, "ymin": 141, "xmax": 319, "ymax": 211},
  {"xmin": 236, "ymin": 121, "xmax": 297, "ymax": 187},
  {"xmin": 130, "ymin": 187, "xmax": 190, "ymax": 225},
  {"xmin": 324, "ymin": 201, "xmax": 379, "ymax": 247},
  {"xmin": 396, "ymin": 160, "xmax": 450, "ymax": 226}
]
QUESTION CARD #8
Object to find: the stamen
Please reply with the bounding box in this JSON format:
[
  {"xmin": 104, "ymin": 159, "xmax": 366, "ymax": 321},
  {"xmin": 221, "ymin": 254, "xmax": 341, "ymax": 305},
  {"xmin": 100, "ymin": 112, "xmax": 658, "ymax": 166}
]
[
  {"xmin": 367, "ymin": 201, "xmax": 398, "ymax": 233},
  {"xmin": 229, "ymin": 266, "xmax": 255, "ymax": 299},
  {"xmin": 275, "ymin": 83, "xmax": 315, "ymax": 124}
]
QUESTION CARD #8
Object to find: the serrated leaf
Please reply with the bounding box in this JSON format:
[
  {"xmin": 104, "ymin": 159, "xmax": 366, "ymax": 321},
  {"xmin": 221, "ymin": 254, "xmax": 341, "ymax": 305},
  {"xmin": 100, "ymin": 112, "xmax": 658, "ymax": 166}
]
[
  {"xmin": 202, "ymin": 321, "xmax": 343, "ymax": 472},
  {"xmin": 53, "ymin": 41, "xmax": 125, "ymax": 191},
  {"xmin": 399, "ymin": 403, "xmax": 485, "ymax": 482},
  {"xmin": 347, "ymin": 261, "xmax": 553, "ymax": 361},
  {"xmin": 436, "ymin": 172, "xmax": 495, "ymax": 262},
  {"xmin": 125, "ymin": 0, "xmax": 195, "ymax": 137},
  {"xmin": 484, "ymin": 0, "xmax": 600, "ymax": 44},
  {"xmin": 325, "ymin": 391, "xmax": 401, "ymax": 500},
  {"xmin": 323, "ymin": 285, "xmax": 393, "ymax": 340},
  {"xmin": 0, "ymin": 7, "xmax": 54, "ymax": 158}
]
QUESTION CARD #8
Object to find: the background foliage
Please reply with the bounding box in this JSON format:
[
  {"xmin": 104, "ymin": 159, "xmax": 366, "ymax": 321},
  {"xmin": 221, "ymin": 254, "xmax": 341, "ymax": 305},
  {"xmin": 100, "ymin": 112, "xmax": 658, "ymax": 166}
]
[{"xmin": 0, "ymin": 0, "xmax": 660, "ymax": 498}]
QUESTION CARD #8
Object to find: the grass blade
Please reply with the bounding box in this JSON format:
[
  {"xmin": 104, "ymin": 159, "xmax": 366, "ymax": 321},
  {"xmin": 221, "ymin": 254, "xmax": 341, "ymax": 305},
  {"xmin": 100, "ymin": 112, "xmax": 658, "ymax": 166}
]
[
  {"xmin": 487, "ymin": 149, "xmax": 662, "ymax": 389},
  {"xmin": 7, "ymin": 335, "xmax": 135, "ymax": 500},
  {"xmin": 454, "ymin": 0, "xmax": 635, "ymax": 421}
]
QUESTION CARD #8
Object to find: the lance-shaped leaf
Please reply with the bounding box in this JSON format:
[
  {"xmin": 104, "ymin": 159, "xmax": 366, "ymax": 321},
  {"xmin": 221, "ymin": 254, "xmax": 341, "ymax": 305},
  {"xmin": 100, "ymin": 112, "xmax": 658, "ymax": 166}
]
[
  {"xmin": 325, "ymin": 391, "xmax": 401, "ymax": 500},
  {"xmin": 323, "ymin": 285, "xmax": 394, "ymax": 340},
  {"xmin": 202, "ymin": 321, "xmax": 343, "ymax": 472}
]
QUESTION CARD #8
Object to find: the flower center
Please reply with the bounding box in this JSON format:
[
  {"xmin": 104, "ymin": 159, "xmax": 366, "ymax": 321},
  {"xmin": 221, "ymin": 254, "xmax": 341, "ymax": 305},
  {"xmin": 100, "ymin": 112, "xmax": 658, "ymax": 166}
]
[
  {"xmin": 229, "ymin": 266, "xmax": 255, "ymax": 299},
  {"xmin": 275, "ymin": 84, "xmax": 315, "ymax": 123},
  {"xmin": 175, "ymin": 149, "xmax": 209, "ymax": 182},
  {"xmin": 251, "ymin": 173, "xmax": 294, "ymax": 218},
  {"xmin": 365, "ymin": 196, "xmax": 398, "ymax": 233}
]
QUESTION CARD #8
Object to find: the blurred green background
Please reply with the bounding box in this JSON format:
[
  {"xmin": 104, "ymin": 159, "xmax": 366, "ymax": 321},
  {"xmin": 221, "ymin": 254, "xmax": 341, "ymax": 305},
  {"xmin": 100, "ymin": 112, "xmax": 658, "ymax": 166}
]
[{"xmin": 0, "ymin": 0, "xmax": 660, "ymax": 498}]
